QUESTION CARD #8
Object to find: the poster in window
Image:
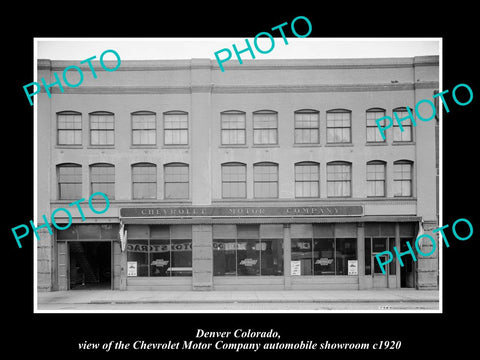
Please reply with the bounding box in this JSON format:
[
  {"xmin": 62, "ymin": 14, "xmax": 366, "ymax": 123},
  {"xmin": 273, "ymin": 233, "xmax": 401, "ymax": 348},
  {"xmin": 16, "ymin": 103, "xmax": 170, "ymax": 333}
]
[
  {"xmin": 127, "ymin": 261, "xmax": 137, "ymax": 277},
  {"xmin": 291, "ymin": 260, "xmax": 301, "ymax": 275},
  {"xmin": 348, "ymin": 260, "xmax": 358, "ymax": 275}
]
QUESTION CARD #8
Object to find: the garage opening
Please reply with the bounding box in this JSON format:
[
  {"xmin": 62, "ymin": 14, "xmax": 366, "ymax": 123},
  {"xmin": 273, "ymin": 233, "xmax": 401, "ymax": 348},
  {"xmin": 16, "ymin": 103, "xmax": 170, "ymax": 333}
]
[{"xmin": 69, "ymin": 242, "xmax": 111, "ymax": 290}]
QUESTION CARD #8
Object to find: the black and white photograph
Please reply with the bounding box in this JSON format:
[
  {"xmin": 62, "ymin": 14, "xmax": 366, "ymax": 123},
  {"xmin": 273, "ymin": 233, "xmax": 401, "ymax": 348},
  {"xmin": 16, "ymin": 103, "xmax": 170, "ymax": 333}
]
[{"xmin": 4, "ymin": 7, "xmax": 479, "ymax": 358}]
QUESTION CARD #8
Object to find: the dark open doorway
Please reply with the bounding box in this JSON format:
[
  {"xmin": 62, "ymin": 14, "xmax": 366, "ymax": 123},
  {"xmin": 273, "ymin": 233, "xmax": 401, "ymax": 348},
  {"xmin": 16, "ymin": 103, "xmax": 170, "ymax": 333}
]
[
  {"xmin": 399, "ymin": 238, "xmax": 415, "ymax": 288},
  {"xmin": 69, "ymin": 242, "xmax": 111, "ymax": 290}
]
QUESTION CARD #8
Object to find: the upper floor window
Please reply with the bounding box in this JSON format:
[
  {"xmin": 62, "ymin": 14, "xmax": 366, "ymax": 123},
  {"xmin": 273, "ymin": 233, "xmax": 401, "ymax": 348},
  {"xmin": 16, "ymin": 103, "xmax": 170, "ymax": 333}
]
[
  {"xmin": 221, "ymin": 162, "xmax": 247, "ymax": 199},
  {"xmin": 132, "ymin": 163, "xmax": 157, "ymax": 200},
  {"xmin": 366, "ymin": 161, "xmax": 386, "ymax": 197},
  {"xmin": 90, "ymin": 163, "xmax": 115, "ymax": 200},
  {"xmin": 393, "ymin": 160, "xmax": 413, "ymax": 197},
  {"xmin": 90, "ymin": 111, "xmax": 114, "ymax": 146},
  {"xmin": 132, "ymin": 111, "xmax": 156, "ymax": 145},
  {"xmin": 327, "ymin": 161, "xmax": 351, "ymax": 197},
  {"xmin": 57, "ymin": 163, "xmax": 82, "ymax": 200},
  {"xmin": 393, "ymin": 107, "xmax": 413, "ymax": 142},
  {"xmin": 295, "ymin": 162, "xmax": 319, "ymax": 198},
  {"xmin": 164, "ymin": 163, "xmax": 189, "ymax": 199},
  {"xmin": 294, "ymin": 109, "xmax": 319, "ymax": 144},
  {"xmin": 221, "ymin": 111, "xmax": 246, "ymax": 145},
  {"xmin": 57, "ymin": 111, "xmax": 82, "ymax": 145},
  {"xmin": 253, "ymin": 110, "xmax": 278, "ymax": 145},
  {"xmin": 366, "ymin": 108, "xmax": 386, "ymax": 142},
  {"xmin": 327, "ymin": 109, "xmax": 351, "ymax": 143},
  {"xmin": 164, "ymin": 111, "xmax": 188, "ymax": 145},
  {"xmin": 253, "ymin": 162, "xmax": 278, "ymax": 198}
]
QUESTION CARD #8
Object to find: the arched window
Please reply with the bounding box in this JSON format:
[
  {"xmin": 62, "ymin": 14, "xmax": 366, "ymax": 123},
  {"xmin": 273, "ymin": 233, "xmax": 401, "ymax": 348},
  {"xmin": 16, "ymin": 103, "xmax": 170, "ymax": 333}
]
[
  {"xmin": 253, "ymin": 162, "xmax": 278, "ymax": 198},
  {"xmin": 393, "ymin": 107, "xmax": 413, "ymax": 142},
  {"xmin": 90, "ymin": 163, "xmax": 115, "ymax": 200},
  {"xmin": 253, "ymin": 110, "xmax": 278, "ymax": 145},
  {"xmin": 393, "ymin": 160, "xmax": 413, "ymax": 197},
  {"xmin": 221, "ymin": 110, "xmax": 246, "ymax": 145},
  {"xmin": 326, "ymin": 109, "xmax": 351, "ymax": 143},
  {"xmin": 164, "ymin": 162, "xmax": 189, "ymax": 199},
  {"xmin": 294, "ymin": 109, "xmax": 319, "ymax": 144},
  {"xmin": 164, "ymin": 111, "xmax": 188, "ymax": 145},
  {"xmin": 221, "ymin": 162, "xmax": 247, "ymax": 198},
  {"xmin": 366, "ymin": 108, "xmax": 386, "ymax": 142},
  {"xmin": 57, "ymin": 163, "xmax": 82, "ymax": 200},
  {"xmin": 57, "ymin": 111, "xmax": 82, "ymax": 145},
  {"xmin": 295, "ymin": 161, "xmax": 319, "ymax": 198},
  {"xmin": 89, "ymin": 111, "xmax": 114, "ymax": 145},
  {"xmin": 366, "ymin": 160, "xmax": 386, "ymax": 197},
  {"xmin": 326, "ymin": 161, "xmax": 351, "ymax": 197},
  {"xmin": 132, "ymin": 111, "xmax": 156, "ymax": 145},
  {"xmin": 131, "ymin": 162, "xmax": 157, "ymax": 200}
]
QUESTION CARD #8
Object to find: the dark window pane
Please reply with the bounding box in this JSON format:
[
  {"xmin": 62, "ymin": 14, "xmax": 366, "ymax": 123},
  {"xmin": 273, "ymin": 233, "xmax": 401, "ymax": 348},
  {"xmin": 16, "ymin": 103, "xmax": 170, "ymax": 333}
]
[
  {"xmin": 127, "ymin": 239, "xmax": 149, "ymax": 277},
  {"xmin": 260, "ymin": 239, "xmax": 283, "ymax": 275},
  {"xmin": 170, "ymin": 240, "xmax": 192, "ymax": 276},
  {"xmin": 313, "ymin": 238, "xmax": 335, "ymax": 275},
  {"xmin": 213, "ymin": 239, "xmax": 237, "ymax": 276},
  {"xmin": 150, "ymin": 239, "xmax": 170, "ymax": 277},
  {"xmin": 291, "ymin": 239, "xmax": 313, "ymax": 275},
  {"xmin": 335, "ymin": 238, "xmax": 357, "ymax": 275},
  {"xmin": 237, "ymin": 240, "xmax": 260, "ymax": 276}
]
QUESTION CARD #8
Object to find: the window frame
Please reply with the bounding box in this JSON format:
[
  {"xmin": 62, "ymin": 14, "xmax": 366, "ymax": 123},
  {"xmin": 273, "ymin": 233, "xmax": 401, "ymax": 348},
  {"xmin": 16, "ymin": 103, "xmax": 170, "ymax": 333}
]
[
  {"xmin": 253, "ymin": 162, "xmax": 279, "ymax": 199},
  {"xmin": 57, "ymin": 163, "xmax": 82, "ymax": 200},
  {"xmin": 131, "ymin": 111, "xmax": 157, "ymax": 146},
  {"xmin": 89, "ymin": 111, "xmax": 115, "ymax": 146},
  {"xmin": 366, "ymin": 160, "xmax": 386, "ymax": 198},
  {"xmin": 392, "ymin": 107, "xmax": 414, "ymax": 142},
  {"xmin": 221, "ymin": 162, "xmax": 247, "ymax": 199},
  {"xmin": 393, "ymin": 160, "xmax": 413, "ymax": 197},
  {"xmin": 90, "ymin": 163, "xmax": 115, "ymax": 200},
  {"xmin": 163, "ymin": 110, "xmax": 189, "ymax": 146},
  {"xmin": 366, "ymin": 108, "xmax": 387, "ymax": 143},
  {"xmin": 131, "ymin": 162, "xmax": 157, "ymax": 200},
  {"xmin": 164, "ymin": 162, "xmax": 189, "ymax": 200},
  {"xmin": 294, "ymin": 161, "xmax": 320, "ymax": 198},
  {"xmin": 57, "ymin": 111, "xmax": 82, "ymax": 146},
  {"xmin": 326, "ymin": 161, "xmax": 352, "ymax": 198},
  {"xmin": 253, "ymin": 110, "xmax": 278, "ymax": 145},
  {"xmin": 326, "ymin": 109, "xmax": 352, "ymax": 144},
  {"xmin": 294, "ymin": 109, "xmax": 320, "ymax": 145},
  {"xmin": 221, "ymin": 110, "xmax": 247, "ymax": 145}
]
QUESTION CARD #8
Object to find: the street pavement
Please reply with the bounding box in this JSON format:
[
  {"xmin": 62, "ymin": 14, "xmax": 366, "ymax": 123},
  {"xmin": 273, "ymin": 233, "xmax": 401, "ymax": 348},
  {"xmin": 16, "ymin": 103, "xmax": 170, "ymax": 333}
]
[{"xmin": 36, "ymin": 289, "xmax": 440, "ymax": 312}]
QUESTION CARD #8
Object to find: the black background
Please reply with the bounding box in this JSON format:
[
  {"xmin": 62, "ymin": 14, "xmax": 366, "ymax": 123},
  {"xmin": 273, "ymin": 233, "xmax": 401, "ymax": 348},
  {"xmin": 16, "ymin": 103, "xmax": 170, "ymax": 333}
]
[{"xmin": 3, "ymin": 4, "xmax": 478, "ymax": 358}]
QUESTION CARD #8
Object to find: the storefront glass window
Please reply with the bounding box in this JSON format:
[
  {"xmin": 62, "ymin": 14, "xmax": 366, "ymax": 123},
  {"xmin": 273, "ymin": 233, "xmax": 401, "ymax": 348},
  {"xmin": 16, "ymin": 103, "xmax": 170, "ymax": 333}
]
[
  {"xmin": 291, "ymin": 239, "xmax": 312, "ymax": 275},
  {"xmin": 213, "ymin": 225, "xmax": 283, "ymax": 276},
  {"xmin": 314, "ymin": 238, "xmax": 335, "ymax": 275},
  {"xmin": 335, "ymin": 238, "xmax": 356, "ymax": 275},
  {"xmin": 126, "ymin": 225, "xmax": 192, "ymax": 277}
]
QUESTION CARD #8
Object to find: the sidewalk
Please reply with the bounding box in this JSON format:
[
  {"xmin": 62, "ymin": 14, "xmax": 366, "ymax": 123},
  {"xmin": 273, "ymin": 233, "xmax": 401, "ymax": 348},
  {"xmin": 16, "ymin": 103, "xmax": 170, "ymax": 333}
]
[{"xmin": 37, "ymin": 289, "xmax": 439, "ymax": 305}]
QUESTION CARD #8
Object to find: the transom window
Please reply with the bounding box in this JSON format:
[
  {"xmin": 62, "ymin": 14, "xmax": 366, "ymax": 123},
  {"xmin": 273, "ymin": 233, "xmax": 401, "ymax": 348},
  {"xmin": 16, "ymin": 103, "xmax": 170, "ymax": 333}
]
[{"xmin": 221, "ymin": 111, "xmax": 246, "ymax": 145}]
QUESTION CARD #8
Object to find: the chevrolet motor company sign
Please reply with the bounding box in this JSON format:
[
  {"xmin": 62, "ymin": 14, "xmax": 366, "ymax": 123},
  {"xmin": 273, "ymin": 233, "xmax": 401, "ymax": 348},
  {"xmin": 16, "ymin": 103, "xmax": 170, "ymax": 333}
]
[{"xmin": 120, "ymin": 206, "xmax": 363, "ymax": 218}]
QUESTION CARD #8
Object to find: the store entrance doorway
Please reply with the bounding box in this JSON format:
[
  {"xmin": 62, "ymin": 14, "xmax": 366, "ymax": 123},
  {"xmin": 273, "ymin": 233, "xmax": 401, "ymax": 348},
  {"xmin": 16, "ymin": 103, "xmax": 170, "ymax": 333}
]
[{"xmin": 69, "ymin": 242, "xmax": 111, "ymax": 290}]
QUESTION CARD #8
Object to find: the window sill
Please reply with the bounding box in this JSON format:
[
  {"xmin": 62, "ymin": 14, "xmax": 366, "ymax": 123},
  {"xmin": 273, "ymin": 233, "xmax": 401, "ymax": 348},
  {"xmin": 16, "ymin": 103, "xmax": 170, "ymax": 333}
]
[
  {"xmin": 130, "ymin": 145, "xmax": 158, "ymax": 149},
  {"xmin": 219, "ymin": 145, "xmax": 249, "ymax": 148},
  {"xmin": 292, "ymin": 143, "xmax": 321, "ymax": 147},
  {"xmin": 55, "ymin": 145, "xmax": 83, "ymax": 149},
  {"xmin": 87, "ymin": 145, "xmax": 115, "ymax": 149},
  {"xmin": 365, "ymin": 142, "xmax": 388, "ymax": 146},
  {"xmin": 252, "ymin": 144, "xmax": 280, "ymax": 148},
  {"xmin": 325, "ymin": 143, "xmax": 354, "ymax": 147},
  {"xmin": 392, "ymin": 141, "xmax": 415, "ymax": 146},
  {"xmin": 161, "ymin": 145, "xmax": 190, "ymax": 149}
]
